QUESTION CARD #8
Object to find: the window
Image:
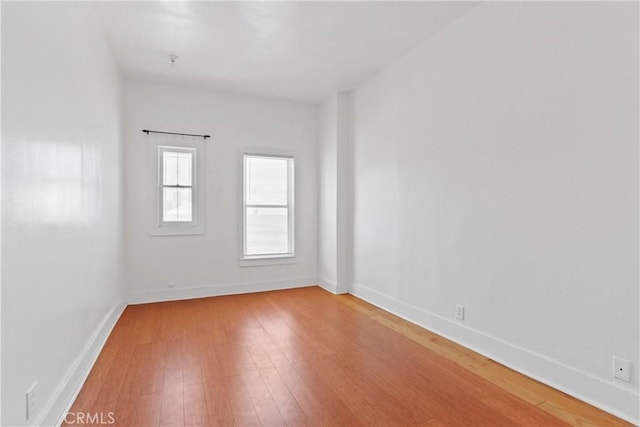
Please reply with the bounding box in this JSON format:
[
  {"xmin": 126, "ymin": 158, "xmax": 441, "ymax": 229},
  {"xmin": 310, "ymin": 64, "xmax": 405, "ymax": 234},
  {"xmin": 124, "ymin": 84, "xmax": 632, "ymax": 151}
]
[
  {"xmin": 242, "ymin": 154, "xmax": 294, "ymax": 259},
  {"xmin": 148, "ymin": 139, "xmax": 205, "ymax": 236},
  {"xmin": 160, "ymin": 147, "xmax": 194, "ymax": 224}
]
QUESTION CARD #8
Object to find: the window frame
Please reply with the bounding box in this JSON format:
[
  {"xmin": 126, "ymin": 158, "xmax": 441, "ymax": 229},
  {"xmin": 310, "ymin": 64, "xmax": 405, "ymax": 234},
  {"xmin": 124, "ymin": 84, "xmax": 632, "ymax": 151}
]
[
  {"xmin": 158, "ymin": 146, "xmax": 196, "ymax": 226},
  {"xmin": 148, "ymin": 138, "xmax": 205, "ymax": 237},
  {"xmin": 241, "ymin": 153, "xmax": 295, "ymax": 263}
]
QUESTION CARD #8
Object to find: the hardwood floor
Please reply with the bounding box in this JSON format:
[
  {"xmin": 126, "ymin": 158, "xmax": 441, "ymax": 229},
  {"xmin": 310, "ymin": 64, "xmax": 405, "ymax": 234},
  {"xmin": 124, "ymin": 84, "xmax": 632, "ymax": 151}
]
[{"xmin": 64, "ymin": 286, "xmax": 631, "ymax": 426}]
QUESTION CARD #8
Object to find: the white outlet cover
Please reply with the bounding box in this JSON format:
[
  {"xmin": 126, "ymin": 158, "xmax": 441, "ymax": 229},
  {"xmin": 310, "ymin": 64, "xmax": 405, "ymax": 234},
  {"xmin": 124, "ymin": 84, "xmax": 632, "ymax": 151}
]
[
  {"xmin": 613, "ymin": 357, "xmax": 631, "ymax": 382},
  {"xmin": 455, "ymin": 304, "xmax": 465, "ymax": 321}
]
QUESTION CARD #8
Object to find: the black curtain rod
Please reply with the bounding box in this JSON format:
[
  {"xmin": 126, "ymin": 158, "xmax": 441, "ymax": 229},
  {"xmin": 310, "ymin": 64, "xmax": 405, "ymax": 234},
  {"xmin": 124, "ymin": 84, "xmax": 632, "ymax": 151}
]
[{"xmin": 142, "ymin": 129, "xmax": 211, "ymax": 139}]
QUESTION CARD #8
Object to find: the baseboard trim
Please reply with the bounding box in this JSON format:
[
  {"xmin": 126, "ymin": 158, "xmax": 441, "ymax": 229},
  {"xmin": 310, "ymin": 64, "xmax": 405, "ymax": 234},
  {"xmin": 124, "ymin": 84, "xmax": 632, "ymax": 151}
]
[
  {"xmin": 318, "ymin": 277, "xmax": 349, "ymax": 295},
  {"xmin": 33, "ymin": 302, "xmax": 126, "ymax": 427},
  {"xmin": 127, "ymin": 277, "xmax": 317, "ymax": 305},
  {"xmin": 351, "ymin": 282, "xmax": 639, "ymax": 425}
]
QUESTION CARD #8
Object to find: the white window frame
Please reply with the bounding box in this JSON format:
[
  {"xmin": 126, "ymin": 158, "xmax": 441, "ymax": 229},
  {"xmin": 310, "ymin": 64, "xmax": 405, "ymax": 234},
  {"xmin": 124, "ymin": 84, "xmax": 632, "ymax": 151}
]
[
  {"xmin": 159, "ymin": 146, "xmax": 196, "ymax": 226},
  {"xmin": 148, "ymin": 138, "xmax": 205, "ymax": 236},
  {"xmin": 240, "ymin": 153, "xmax": 295, "ymax": 264}
]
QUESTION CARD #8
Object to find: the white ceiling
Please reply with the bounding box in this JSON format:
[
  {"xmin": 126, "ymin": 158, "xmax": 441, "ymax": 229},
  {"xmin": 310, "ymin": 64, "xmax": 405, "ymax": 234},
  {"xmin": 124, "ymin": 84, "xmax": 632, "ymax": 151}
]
[{"xmin": 96, "ymin": 1, "xmax": 476, "ymax": 104}]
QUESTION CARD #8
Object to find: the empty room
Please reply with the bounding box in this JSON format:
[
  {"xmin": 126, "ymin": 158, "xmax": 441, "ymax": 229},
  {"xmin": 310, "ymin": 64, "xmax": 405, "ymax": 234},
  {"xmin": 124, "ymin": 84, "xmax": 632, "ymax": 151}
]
[{"xmin": 2, "ymin": 1, "xmax": 638, "ymax": 426}]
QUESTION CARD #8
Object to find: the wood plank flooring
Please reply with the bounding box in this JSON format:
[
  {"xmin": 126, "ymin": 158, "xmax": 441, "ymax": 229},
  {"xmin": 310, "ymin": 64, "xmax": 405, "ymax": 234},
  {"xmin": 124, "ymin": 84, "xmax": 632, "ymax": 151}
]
[{"xmin": 64, "ymin": 286, "xmax": 631, "ymax": 426}]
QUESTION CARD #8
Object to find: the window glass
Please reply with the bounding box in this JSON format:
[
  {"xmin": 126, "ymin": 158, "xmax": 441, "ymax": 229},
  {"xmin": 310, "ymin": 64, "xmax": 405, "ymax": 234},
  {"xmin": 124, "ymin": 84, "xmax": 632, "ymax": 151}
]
[
  {"xmin": 163, "ymin": 187, "xmax": 192, "ymax": 222},
  {"xmin": 162, "ymin": 151, "xmax": 192, "ymax": 186},
  {"xmin": 161, "ymin": 148, "xmax": 194, "ymax": 223},
  {"xmin": 243, "ymin": 155, "xmax": 293, "ymax": 258},
  {"xmin": 245, "ymin": 156, "xmax": 288, "ymax": 206}
]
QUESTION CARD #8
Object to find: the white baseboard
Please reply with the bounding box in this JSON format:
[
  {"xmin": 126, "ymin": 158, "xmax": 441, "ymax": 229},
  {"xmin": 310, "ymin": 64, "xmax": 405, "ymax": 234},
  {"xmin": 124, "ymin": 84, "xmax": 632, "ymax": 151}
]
[
  {"xmin": 32, "ymin": 302, "xmax": 126, "ymax": 427},
  {"xmin": 351, "ymin": 282, "xmax": 639, "ymax": 425},
  {"xmin": 318, "ymin": 277, "xmax": 349, "ymax": 295},
  {"xmin": 127, "ymin": 276, "xmax": 317, "ymax": 305}
]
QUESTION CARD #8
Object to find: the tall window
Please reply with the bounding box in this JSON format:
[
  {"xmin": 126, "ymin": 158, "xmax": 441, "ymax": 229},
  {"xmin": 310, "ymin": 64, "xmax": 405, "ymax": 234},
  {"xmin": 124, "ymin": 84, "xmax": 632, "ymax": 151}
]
[
  {"xmin": 159, "ymin": 146, "xmax": 195, "ymax": 224},
  {"xmin": 243, "ymin": 154, "xmax": 294, "ymax": 259}
]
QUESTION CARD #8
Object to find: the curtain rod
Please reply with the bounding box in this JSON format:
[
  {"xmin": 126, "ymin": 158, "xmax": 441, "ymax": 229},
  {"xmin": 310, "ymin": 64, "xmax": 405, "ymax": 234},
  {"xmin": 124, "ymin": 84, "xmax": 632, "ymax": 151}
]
[{"xmin": 142, "ymin": 129, "xmax": 211, "ymax": 140}]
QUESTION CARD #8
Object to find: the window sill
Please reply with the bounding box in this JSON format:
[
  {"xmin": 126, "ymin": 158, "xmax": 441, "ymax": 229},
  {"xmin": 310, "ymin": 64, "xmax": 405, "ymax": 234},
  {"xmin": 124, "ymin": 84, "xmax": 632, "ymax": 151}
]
[{"xmin": 239, "ymin": 256, "xmax": 296, "ymax": 267}]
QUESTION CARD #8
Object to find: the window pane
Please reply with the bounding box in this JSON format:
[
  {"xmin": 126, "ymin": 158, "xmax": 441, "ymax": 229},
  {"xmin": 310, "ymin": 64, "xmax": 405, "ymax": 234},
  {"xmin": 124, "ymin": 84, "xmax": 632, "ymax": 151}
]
[
  {"xmin": 246, "ymin": 207, "xmax": 288, "ymax": 255},
  {"xmin": 245, "ymin": 156, "xmax": 288, "ymax": 205},
  {"xmin": 163, "ymin": 151, "xmax": 178, "ymax": 186},
  {"xmin": 163, "ymin": 151, "xmax": 192, "ymax": 186},
  {"xmin": 177, "ymin": 153, "xmax": 192, "ymax": 186},
  {"xmin": 163, "ymin": 187, "xmax": 192, "ymax": 222}
]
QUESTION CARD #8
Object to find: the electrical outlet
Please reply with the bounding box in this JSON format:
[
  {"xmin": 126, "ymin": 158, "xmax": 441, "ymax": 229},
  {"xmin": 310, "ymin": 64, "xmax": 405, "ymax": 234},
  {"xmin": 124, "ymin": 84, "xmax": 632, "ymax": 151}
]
[
  {"xmin": 26, "ymin": 381, "xmax": 38, "ymax": 420},
  {"xmin": 613, "ymin": 357, "xmax": 631, "ymax": 382},
  {"xmin": 455, "ymin": 304, "xmax": 465, "ymax": 321}
]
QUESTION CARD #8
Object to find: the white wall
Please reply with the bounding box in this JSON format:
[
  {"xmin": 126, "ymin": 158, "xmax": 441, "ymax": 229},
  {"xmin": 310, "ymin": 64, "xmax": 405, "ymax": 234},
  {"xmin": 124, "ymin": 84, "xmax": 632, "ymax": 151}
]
[
  {"xmin": 318, "ymin": 96, "xmax": 339, "ymax": 290},
  {"xmin": 123, "ymin": 80, "xmax": 318, "ymax": 303},
  {"xmin": 1, "ymin": 3, "xmax": 125, "ymax": 426},
  {"xmin": 349, "ymin": 2, "xmax": 639, "ymax": 422},
  {"xmin": 318, "ymin": 94, "xmax": 351, "ymax": 294}
]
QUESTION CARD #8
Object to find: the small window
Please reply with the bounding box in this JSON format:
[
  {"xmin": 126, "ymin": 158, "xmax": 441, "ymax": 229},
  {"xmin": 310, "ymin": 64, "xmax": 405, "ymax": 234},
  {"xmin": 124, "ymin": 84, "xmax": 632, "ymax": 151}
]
[
  {"xmin": 148, "ymin": 139, "xmax": 205, "ymax": 236},
  {"xmin": 242, "ymin": 154, "xmax": 294, "ymax": 259},
  {"xmin": 160, "ymin": 147, "xmax": 194, "ymax": 224}
]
